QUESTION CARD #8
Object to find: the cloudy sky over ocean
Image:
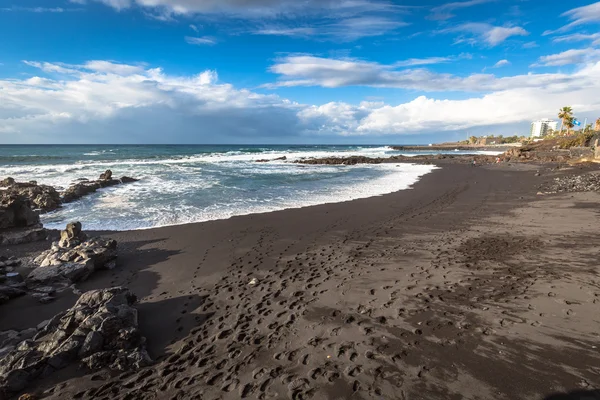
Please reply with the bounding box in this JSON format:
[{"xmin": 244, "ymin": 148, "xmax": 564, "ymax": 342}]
[{"xmin": 1, "ymin": 0, "xmax": 600, "ymax": 143}]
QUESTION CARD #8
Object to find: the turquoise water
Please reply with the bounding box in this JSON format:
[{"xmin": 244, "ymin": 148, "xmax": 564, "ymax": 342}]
[{"xmin": 0, "ymin": 145, "xmax": 491, "ymax": 231}]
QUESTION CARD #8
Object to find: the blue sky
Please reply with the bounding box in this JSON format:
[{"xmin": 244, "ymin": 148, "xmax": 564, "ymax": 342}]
[{"xmin": 1, "ymin": 0, "xmax": 600, "ymax": 144}]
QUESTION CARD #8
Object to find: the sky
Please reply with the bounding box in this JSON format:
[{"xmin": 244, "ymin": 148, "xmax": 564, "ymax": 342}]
[{"xmin": 1, "ymin": 0, "xmax": 600, "ymax": 144}]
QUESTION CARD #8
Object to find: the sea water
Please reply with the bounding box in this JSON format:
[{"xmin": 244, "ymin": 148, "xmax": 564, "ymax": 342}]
[{"xmin": 0, "ymin": 145, "xmax": 495, "ymax": 231}]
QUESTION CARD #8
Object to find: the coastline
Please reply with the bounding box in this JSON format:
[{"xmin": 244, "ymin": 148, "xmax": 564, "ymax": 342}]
[{"xmin": 3, "ymin": 161, "xmax": 600, "ymax": 399}]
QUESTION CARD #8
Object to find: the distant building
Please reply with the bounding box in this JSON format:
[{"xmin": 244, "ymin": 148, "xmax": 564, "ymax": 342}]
[{"xmin": 531, "ymin": 119, "xmax": 558, "ymax": 137}]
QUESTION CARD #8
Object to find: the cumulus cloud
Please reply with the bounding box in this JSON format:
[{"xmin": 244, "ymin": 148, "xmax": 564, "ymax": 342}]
[
  {"xmin": 4, "ymin": 59, "xmax": 600, "ymax": 142},
  {"xmin": 0, "ymin": 60, "xmax": 304, "ymax": 143},
  {"xmin": 443, "ymin": 23, "xmax": 529, "ymax": 46},
  {"xmin": 532, "ymin": 48, "xmax": 600, "ymax": 67}
]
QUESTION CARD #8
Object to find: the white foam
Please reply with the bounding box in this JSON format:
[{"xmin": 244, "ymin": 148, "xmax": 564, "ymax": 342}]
[{"xmin": 41, "ymin": 163, "xmax": 437, "ymax": 231}]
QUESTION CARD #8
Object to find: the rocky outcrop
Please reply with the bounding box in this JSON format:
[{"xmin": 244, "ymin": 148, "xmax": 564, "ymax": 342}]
[
  {"xmin": 61, "ymin": 170, "xmax": 138, "ymax": 204},
  {"xmin": 0, "ymin": 179, "xmax": 60, "ymax": 213},
  {"xmin": 29, "ymin": 226, "xmax": 117, "ymax": 286},
  {"xmin": 297, "ymin": 156, "xmax": 389, "ymax": 165},
  {"xmin": 0, "ymin": 194, "xmax": 39, "ymax": 230},
  {"xmin": 0, "ymin": 287, "xmax": 152, "ymax": 395},
  {"xmin": 0, "ymin": 192, "xmax": 47, "ymax": 246},
  {"xmin": 256, "ymin": 156, "xmax": 287, "ymax": 163}
]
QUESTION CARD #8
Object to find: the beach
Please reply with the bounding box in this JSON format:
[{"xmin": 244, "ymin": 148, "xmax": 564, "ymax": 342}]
[{"xmin": 2, "ymin": 160, "xmax": 600, "ymax": 399}]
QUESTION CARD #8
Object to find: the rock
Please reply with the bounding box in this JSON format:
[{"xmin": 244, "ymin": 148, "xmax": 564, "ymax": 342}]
[
  {"xmin": 0, "ymin": 179, "xmax": 61, "ymax": 213},
  {"xmin": 0, "ymin": 194, "xmax": 39, "ymax": 229},
  {"xmin": 58, "ymin": 221, "xmax": 87, "ymax": 248},
  {"xmin": 28, "ymin": 260, "xmax": 95, "ymax": 286},
  {"xmin": 29, "ymin": 223, "xmax": 117, "ymax": 286},
  {"xmin": 119, "ymin": 176, "xmax": 138, "ymax": 184},
  {"xmin": 0, "ymin": 286, "xmax": 26, "ymax": 304},
  {"xmin": 0, "ymin": 287, "xmax": 151, "ymax": 395},
  {"xmin": 0, "ymin": 227, "xmax": 47, "ymax": 246},
  {"xmin": 99, "ymin": 170, "xmax": 112, "ymax": 180},
  {"xmin": 5, "ymin": 273, "xmax": 23, "ymax": 285},
  {"xmin": 78, "ymin": 331, "xmax": 104, "ymax": 358},
  {"xmin": 1, "ymin": 178, "xmax": 15, "ymax": 187},
  {"xmin": 62, "ymin": 175, "xmax": 138, "ymax": 204}
]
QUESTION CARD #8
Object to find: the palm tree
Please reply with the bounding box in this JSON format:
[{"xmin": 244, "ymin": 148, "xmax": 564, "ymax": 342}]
[
  {"xmin": 565, "ymin": 117, "xmax": 575, "ymax": 135},
  {"xmin": 558, "ymin": 106, "xmax": 573, "ymax": 136},
  {"xmin": 595, "ymin": 118, "xmax": 600, "ymax": 132}
]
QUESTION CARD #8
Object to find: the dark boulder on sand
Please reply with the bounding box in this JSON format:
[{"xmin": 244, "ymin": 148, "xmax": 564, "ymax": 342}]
[
  {"xmin": 29, "ymin": 222, "xmax": 117, "ymax": 287},
  {"xmin": 0, "ymin": 287, "xmax": 152, "ymax": 395}
]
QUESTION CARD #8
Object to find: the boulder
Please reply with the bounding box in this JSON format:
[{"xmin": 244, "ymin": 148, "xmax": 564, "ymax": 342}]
[
  {"xmin": 98, "ymin": 170, "xmax": 112, "ymax": 181},
  {"xmin": 0, "ymin": 288, "xmax": 152, "ymax": 395},
  {"xmin": 0, "ymin": 227, "xmax": 47, "ymax": 246},
  {"xmin": 29, "ymin": 223, "xmax": 117, "ymax": 286},
  {"xmin": 58, "ymin": 221, "xmax": 87, "ymax": 248},
  {"xmin": 0, "ymin": 179, "xmax": 61, "ymax": 213},
  {"xmin": 0, "ymin": 195, "xmax": 39, "ymax": 229}
]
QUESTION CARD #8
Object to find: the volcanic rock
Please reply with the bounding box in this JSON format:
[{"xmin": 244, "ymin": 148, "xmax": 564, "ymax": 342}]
[{"xmin": 0, "ymin": 287, "xmax": 152, "ymax": 395}]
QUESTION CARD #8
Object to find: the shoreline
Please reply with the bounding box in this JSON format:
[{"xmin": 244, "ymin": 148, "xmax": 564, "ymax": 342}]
[{"xmin": 3, "ymin": 162, "xmax": 600, "ymax": 399}]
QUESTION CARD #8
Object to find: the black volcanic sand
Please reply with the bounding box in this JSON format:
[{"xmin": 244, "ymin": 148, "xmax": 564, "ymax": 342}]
[{"xmin": 2, "ymin": 162, "xmax": 600, "ymax": 400}]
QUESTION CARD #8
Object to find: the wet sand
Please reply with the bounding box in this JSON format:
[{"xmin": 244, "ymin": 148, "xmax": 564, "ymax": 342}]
[{"xmin": 2, "ymin": 162, "xmax": 600, "ymax": 399}]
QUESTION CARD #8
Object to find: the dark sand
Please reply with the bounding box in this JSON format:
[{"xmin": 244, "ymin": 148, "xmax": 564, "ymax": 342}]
[{"xmin": 2, "ymin": 162, "xmax": 600, "ymax": 399}]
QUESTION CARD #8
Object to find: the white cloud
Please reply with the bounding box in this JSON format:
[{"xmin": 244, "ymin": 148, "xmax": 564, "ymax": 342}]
[
  {"xmin": 393, "ymin": 53, "xmax": 471, "ymax": 67},
  {"xmin": 75, "ymin": 0, "xmax": 406, "ymax": 41},
  {"xmin": 268, "ymin": 55, "xmax": 594, "ymax": 92},
  {"xmin": 493, "ymin": 59, "xmax": 510, "ymax": 68},
  {"xmin": 522, "ymin": 41, "xmax": 539, "ymax": 49},
  {"xmin": 0, "ymin": 6, "xmax": 77, "ymax": 12},
  {"xmin": 1, "ymin": 60, "xmax": 304, "ymax": 143},
  {"xmin": 4, "ymin": 59, "xmax": 600, "ymax": 142},
  {"xmin": 185, "ymin": 36, "xmax": 217, "ymax": 45},
  {"xmin": 252, "ymin": 16, "xmax": 407, "ymax": 41},
  {"xmin": 553, "ymin": 32, "xmax": 600, "ymax": 46},
  {"xmin": 544, "ymin": 1, "xmax": 600, "ymax": 35},
  {"xmin": 189, "ymin": 24, "xmax": 200, "ymax": 32},
  {"xmin": 444, "ymin": 23, "xmax": 529, "ymax": 46},
  {"xmin": 532, "ymin": 48, "xmax": 600, "ymax": 67},
  {"xmin": 429, "ymin": 0, "xmax": 495, "ymax": 21},
  {"xmin": 75, "ymin": 0, "xmax": 399, "ymax": 16}
]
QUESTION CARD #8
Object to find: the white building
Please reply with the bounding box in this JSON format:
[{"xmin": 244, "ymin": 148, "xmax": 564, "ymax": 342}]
[{"xmin": 531, "ymin": 119, "xmax": 558, "ymax": 137}]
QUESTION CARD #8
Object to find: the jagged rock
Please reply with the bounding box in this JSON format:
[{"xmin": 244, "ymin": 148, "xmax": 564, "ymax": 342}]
[
  {"xmin": 99, "ymin": 170, "xmax": 112, "ymax": 180},
  {"xmin": 58, "ymin": 221, "xmax": 87, "ymax": 248},
  {"xmin": 0, "ymin": 178, "xmax": 15, "ymax": 187},
  {"xmin": 0, "ymin": 194, "xmax": 39, "ymax": 229},
  {"xmin": 0, "ymin": 179, "xmax": 61, "ymax": 213},
  {"xmin": 29, "ymin": 224, "xmax": 117, "ymax": 286},
  {"xmin": 28, "ymin": 260, "xmax": 95, "ymax": 285},
  {"xmin": 0, "ymin": 227, "xmax": 47, "ymax": 246},
  {"xmin": 0, "ymin": 287, "xmax": 151, "ymax": 395},
  {"xmin": 62, "ymin": 175, "xmax": 138, "ymax": 203}
]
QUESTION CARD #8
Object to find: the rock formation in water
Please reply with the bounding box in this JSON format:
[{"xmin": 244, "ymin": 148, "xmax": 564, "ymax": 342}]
[{"xmin": 61, "ymin": 170, "xmax": 139, "ymax": 203}]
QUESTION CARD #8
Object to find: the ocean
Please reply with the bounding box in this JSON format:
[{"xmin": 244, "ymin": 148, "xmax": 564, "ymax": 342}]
[{"xmin": 0, "ymin": 145, "xmax": 497, "ymax": 231}]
